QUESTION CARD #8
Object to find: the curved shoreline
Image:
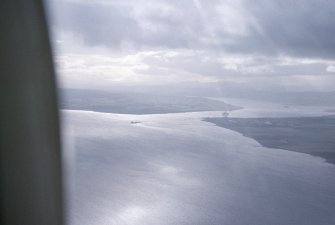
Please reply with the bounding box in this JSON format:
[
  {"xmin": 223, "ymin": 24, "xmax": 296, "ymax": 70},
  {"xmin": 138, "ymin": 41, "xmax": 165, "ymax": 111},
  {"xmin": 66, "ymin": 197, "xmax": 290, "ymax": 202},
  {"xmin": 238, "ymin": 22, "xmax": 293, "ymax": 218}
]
[{"xmin": 204, "ymin": 116, "xmax": 335, "ymax": 165}]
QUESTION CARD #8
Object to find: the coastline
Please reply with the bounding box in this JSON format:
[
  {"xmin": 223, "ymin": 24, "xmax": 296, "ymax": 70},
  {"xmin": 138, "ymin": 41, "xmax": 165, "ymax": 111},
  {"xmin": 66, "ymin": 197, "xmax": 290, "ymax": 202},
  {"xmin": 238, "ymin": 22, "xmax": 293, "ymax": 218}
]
[{"xmin": 204, "ymin": 116, "xmax": 335, "ymax": 165}]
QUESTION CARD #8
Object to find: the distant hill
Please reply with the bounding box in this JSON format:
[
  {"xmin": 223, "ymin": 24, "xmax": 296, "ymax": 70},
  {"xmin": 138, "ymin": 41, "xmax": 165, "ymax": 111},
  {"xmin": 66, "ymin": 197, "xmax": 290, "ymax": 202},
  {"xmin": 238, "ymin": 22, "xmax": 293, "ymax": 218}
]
[{"xmin": 59, "ymin": 89, "xmax": 241, "ymax": 114}]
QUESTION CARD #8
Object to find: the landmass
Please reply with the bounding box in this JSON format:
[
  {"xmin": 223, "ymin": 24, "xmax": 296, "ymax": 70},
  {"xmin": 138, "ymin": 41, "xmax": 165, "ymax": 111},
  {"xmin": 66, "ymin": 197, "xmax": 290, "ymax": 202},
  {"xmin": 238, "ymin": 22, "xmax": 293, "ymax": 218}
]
[
  {"xmin": 204, "ymin": 116, "xmax": 335, "ymax": 164},
  {"xmin": 59, "ymin": 89, "xmax": 241, "ymax": 114}
]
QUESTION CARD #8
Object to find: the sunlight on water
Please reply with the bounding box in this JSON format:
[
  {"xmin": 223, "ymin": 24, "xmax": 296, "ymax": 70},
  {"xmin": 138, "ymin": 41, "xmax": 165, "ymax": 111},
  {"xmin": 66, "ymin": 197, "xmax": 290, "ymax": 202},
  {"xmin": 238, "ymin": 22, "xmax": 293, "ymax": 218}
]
[{"xmin": 117, "ymin": 206, "xmax": 148, "ymax": 225}]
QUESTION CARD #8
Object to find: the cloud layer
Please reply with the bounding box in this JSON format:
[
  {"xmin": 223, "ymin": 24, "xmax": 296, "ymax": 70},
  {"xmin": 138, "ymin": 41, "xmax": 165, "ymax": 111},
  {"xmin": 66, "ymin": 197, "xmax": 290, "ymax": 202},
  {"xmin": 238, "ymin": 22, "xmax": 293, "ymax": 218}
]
[
  {"xmin": 48, "ymin": 0, "xmax": 335, "ymax": 92},
  {"xmin": 51, "ymin": 0, "xmax": 335, "ymax": 58}
]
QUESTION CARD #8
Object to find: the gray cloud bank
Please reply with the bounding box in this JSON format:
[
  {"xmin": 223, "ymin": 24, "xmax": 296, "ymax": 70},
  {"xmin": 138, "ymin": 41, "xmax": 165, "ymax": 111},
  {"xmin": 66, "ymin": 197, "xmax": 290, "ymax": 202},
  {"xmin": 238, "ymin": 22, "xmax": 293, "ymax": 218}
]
[{"xmin": 51, "ymin": 0, "xmax": 335, "ymax": 59}]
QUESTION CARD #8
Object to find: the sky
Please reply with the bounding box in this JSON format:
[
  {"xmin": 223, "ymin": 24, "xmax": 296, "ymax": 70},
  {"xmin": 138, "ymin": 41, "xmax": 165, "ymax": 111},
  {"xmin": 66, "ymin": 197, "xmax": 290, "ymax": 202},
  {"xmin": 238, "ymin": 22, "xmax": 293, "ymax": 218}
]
[{"xmin": 47, "ymin": 0, "xmax": 335, "ymax": 94}]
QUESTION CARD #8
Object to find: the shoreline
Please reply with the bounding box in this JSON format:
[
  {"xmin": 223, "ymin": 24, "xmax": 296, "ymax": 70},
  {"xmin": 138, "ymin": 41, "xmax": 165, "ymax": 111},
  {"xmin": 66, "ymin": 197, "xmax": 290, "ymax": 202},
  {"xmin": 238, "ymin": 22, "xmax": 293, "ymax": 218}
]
[{"xmin": 204, "ymin": 116, "xmax": 335, "ymax": 165}]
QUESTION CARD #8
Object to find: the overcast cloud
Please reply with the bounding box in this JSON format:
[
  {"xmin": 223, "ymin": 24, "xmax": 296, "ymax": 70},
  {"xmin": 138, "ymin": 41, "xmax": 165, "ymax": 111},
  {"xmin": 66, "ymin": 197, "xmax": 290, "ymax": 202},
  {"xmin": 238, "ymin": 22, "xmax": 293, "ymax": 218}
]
[{"xmin": 47, "ymin": 0, "xmax": 335, "ymax": 92}]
